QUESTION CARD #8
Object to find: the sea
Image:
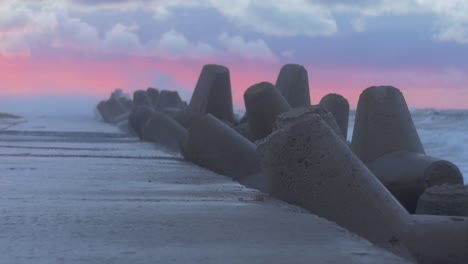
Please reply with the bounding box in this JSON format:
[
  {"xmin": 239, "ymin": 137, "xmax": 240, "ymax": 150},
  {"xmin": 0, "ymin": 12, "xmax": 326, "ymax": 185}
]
[{"xmin": 348, "ymin": 109, "xmax": 468, "ymax": 183}]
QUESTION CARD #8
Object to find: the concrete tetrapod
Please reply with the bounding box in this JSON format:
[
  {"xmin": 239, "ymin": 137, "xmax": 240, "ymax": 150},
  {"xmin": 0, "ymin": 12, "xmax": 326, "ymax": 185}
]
[
  {"xmin": 415, "ymin": 184, "xmax": 468, "ymax": 216},
  {"xmin": 320, "ymin": 93, "xmax": 350, "ymax": 139},
  {"xmin": 156, "ymin": 90, "xmax": 185, "ymax": 111},
  {"xmin": 97, "ymin": 101, "xmax": 112, "ymax": 123},
  {"xmin": 275, "ymin": 64, "xmax": 310, "ymax": 108},
  {"xmin": 107, "ymin": 97, "xmax": 129, "ymax": 123},
  {"xmin": 187, "ymin": 64, "xmax": 235, "ymax": 123},
  {"xmin": 274, "ymin": 105, "xmax": 345, "ymax": 140},
  {"xmin": 257, "ymin": 114, "xmax": 411, "ymax": 258},
  {"xmin": 244, "ymin": 82, "xmax": 291, "ymax": 141},
  {"xmin": 97, "ymin": 98, "xmax": 128, "ymax": 124},
  {"xmin": 257, "ymin": 114, "xmax": 468, "ymax": 263},
  {"xmin": 367, "ymin": 151, "xmax": 464, "ymax": 213},
  {"xmin": 146, "ymin": 87, "xmax": 159, "ymax": 108},
  {"xmin": 181, "ymin": 114, "xmax": 265, "ymax": 189},
  {"xmin": 141, "ymin": 112, "xmax": 188, "ymax": 152},
  {"xmin": 133, "ymin": 90, "xmax": 152, "ymax": 108},
  {"xmin": 351, "ymin": 86, "xmax": 425, "ymax": 163},
  {"xmin": 351, "ymin": 86, "xmax": 464, "ymax": 213},
  {"xmin": 110, "ymin": 89, "xmax": 132, "ymax": 111},
  {"xmin": 403, "ymin": 215, "xmax": 468, "ymax": 264},
  {"xmin": 128, "ymin": 106, "xmax": 156, "ymax": 139},
  {"xmin": 232, "ymin": 122, "xmax": 255, "ymax": 142}
]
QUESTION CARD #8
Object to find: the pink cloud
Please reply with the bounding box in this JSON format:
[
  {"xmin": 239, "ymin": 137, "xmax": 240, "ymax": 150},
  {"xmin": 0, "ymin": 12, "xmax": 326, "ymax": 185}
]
[{"xmin": 1, "ymin": 54, "xmax": 467, "ymax": 110}]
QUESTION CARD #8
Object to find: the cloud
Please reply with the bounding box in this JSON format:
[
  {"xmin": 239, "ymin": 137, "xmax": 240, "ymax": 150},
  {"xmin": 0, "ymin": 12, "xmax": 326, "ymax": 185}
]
[
  {"xmin": 311, "ymin": 0, "xmax": 468, "ymax": 44},
  {"xmin": 103, "ymin": 23, "xmax": 144, "ymax": 53},
  {"xmin": 281, "ymin": 50, "xmax": 295, "ymax": 60},
  {"xmin": 209, "ymin": 0, "xmax": 338, "ymax": 37},
  {"xmin": 66, "ymin": 0, "xmax": 144, "ymax": 12},
  {"xmin": 3, "ymin": 0, "xmax": 468, "ymax": 62},
  {"xmin": 53, "ymin": 15, "xmax": 100, "ymax": 50},
  {"xmin": 219, "ymin": 32, "xmax": 277, "ymax": 63},
  {"xmin": 0, "ymin": 35, "xmax": 30, "ymax": 58},
  {"xmin": 422, "ymin": 1, "xmax": 468, "ymax": 44},
  {"xmin": 151, "ymin": 29, "xmax": 216, "ymax": 60},
  {"xmin": 352, "ymin": 18, "xmax": 366, "ymax": 32},
  {"xmin": 82, "ymin": 0, "xmax": 337, "ymax": 37},
  {"xmin": 0, "ymin": 1, "xmax": 57, "ymax": 58}
]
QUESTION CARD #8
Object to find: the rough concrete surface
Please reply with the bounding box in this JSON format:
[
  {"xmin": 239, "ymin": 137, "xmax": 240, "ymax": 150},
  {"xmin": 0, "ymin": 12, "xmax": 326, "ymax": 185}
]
[{"xmin": 0, "ymin": 116, "xmax": 410, "ymax": 264}]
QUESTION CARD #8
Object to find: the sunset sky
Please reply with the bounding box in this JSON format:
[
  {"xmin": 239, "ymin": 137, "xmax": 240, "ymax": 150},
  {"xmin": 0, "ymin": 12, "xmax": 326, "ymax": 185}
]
[{"xmin": 1, "ymin": 0, "xmax": 468, "ymax": 114}]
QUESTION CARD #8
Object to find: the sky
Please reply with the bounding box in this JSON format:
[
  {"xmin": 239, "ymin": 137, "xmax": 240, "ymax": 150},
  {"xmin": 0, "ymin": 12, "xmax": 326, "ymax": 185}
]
[{"xmin": 1, "ymin": 0, "xmax": 468, "ymax": 115}]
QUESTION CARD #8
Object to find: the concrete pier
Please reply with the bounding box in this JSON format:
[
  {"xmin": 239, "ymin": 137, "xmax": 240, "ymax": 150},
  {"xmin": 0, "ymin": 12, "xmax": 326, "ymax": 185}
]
[{"xmin": 0, "ymin": 115, "xmax": 409, "ymax": 264}]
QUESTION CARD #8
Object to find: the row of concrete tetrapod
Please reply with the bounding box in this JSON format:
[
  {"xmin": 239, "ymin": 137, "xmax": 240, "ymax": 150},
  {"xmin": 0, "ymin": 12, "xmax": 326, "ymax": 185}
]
[
  {"xmin": 97, "ymin": 64, "xmax": 468, "ymax": 263},
  {"xmin": 96, "ymin": 89, "xmax": 133, "ymax": 131}
]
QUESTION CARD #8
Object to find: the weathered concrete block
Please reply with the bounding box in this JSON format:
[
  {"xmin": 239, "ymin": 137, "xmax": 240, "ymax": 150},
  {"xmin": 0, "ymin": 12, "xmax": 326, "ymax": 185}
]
[
  {"xmin": 133, "ymin": 90, "xmax": 152, "ymax": 108},
  {"xmin": 275, "ymin": 64, "xmax": 310, "ymax": 108},
  {"xmin": 416, "ymin": 184, "xmax": 468, "ymax": 217},
  {"xmin": 351, "ymin": 86, "xmax": 463, "ymax": 213},
  {"xmin": 182, "ymin": 114, "xmax": 261, "ymax": 180},
  {"xmin": 188, "ymin": 64, "xmax": 235, "ymax": 123},
  {"xmin": 351, "ymin": 86, "xmax": 425, "ymax": 163},
  {"xmin": 368, "ymin": 152, "xmax": 464, "ymax": 213},
  {"xmin": 128, "ymin": 106, "xmax": 155, "ymax": 139},
  {"xmin": 97, "ymin": 101, "xmax": 112, "ymax": 123},
  {"xmin": 258, "ymin": 114, "xmax": 468, "ymax": 262},
  {"xmin": 156, "ymin": 90, "xmax": 185, "ymax": 110},
  {"xmin": 146, "ymin": 87, "xmax": 160, "ymax": 108},
  {"xmin": 119, "ymin": 98, "xmax": 133, "ymax": 112},
  {"xmin": 274, "ymin": 105, "xmax": 345, "ymax": 140},
  {"xmin": 97, "ymin": 97, "xmax": 128, "ymax": 124},
  {"xmin": 232, "ymin": 122, "xmax": 255, "ymax": 142},
  {"xmin": 141, "ymin": 112, "xmax": 188, "ymax": 152},
  {"xmin": 257, "ymin": 114, "xmax": 411, "ymax": 257},
  {"xmin": 110, "ymin": 88, "xmax": 130, "ymax": 100},
  {"xmin": 244, "ymin": 82, "xmax": 291, "ymax": 140},
  {"xmin": 107, "ymin": 97, "xmax": 129, "ymax": 123},
  {"xmin": 320, "ymin": 93, "xmax": 350, "ymax": 139},
  {"xmin": 403, "ymin": 215, "xmax": 468, "ymax": 264}
]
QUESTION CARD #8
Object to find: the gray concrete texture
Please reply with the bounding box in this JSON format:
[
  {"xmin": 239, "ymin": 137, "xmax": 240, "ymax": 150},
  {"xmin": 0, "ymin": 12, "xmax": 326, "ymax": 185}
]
[
  {"xmin": 128, "ymin": 106, "xmax": 155, "ymax": 138},
  {"xmin": 274, "ymin": 104, "xmax": 345, "ymax": 140},
  {"xmin": 367, "ymin": 151, "xmax": 464, "ymax": 213},
  {"xmin": 404, "ymin": 215, "xmax": 468, "ymax": 264},
  {"xmin": 187, "ymin": 64, "xmax": 235, "ymax": 123},
  {"xmin": 97, "ymin": 95, "xmax": 131, "ymax": 124},
  {"xmin": 275, "ymin": 64, "xmax": 311, "ymax": 108},
  {"xmin": 232, "ymin": 122, "xmax": 255, "ymax": 142},
  {"xmin": 351, "ymin": 86, "xmax": 425, "ymax": 163},
  {"xmin": 141, "ymin": 112, "xmax": 188, "ymax": 152},
  {"xmin": 416, "ymin": 184, "xmax": 468, "ymax": 216},
  {"xmin": 181, "ymin": 114, "xmax": 260, "ymax": 180},
  {"xmin": 258, "ymin": 114, "xmax": 411, "ymax": 259},
  {"xmin": 320, "ymin": 93, "xmax": 350, "ymax": 139},
  {"xmin": 351, "ymin": 86, "xmax": 465, "ymax": 215},
  {"xmin": 133, "ymin": 90, "xmax": 152, "ymax": 109},
  {"xmin": 257, "ymin": 114, "xmax": 468, "ymax": 263},
  {"xmin": 155, "ymin": 90, "xmax": 185, "ymax": 110},
  {"xmin": 244, "ymin": 82, "xmax": 291, "ymax": 140},
  {"xmin": 0, "ymin": 115, "xmax": 411, "ymax": 264},
  {"xmin": 146, "ymin": 87, "xmax": 160, "ymax": 108}
]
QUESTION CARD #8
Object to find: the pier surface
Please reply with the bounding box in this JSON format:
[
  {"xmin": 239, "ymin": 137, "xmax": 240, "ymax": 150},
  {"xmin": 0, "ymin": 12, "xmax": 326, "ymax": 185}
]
[{"xmin": 0, "ymin": 115, "xmax": 409, "ymax": 263}]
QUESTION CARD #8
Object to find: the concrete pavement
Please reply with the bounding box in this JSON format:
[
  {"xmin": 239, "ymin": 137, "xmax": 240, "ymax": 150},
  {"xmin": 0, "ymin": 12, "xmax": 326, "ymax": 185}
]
[{"xmin": 0, "ymin": 115, "xmax": 410, "ymax": 263}]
